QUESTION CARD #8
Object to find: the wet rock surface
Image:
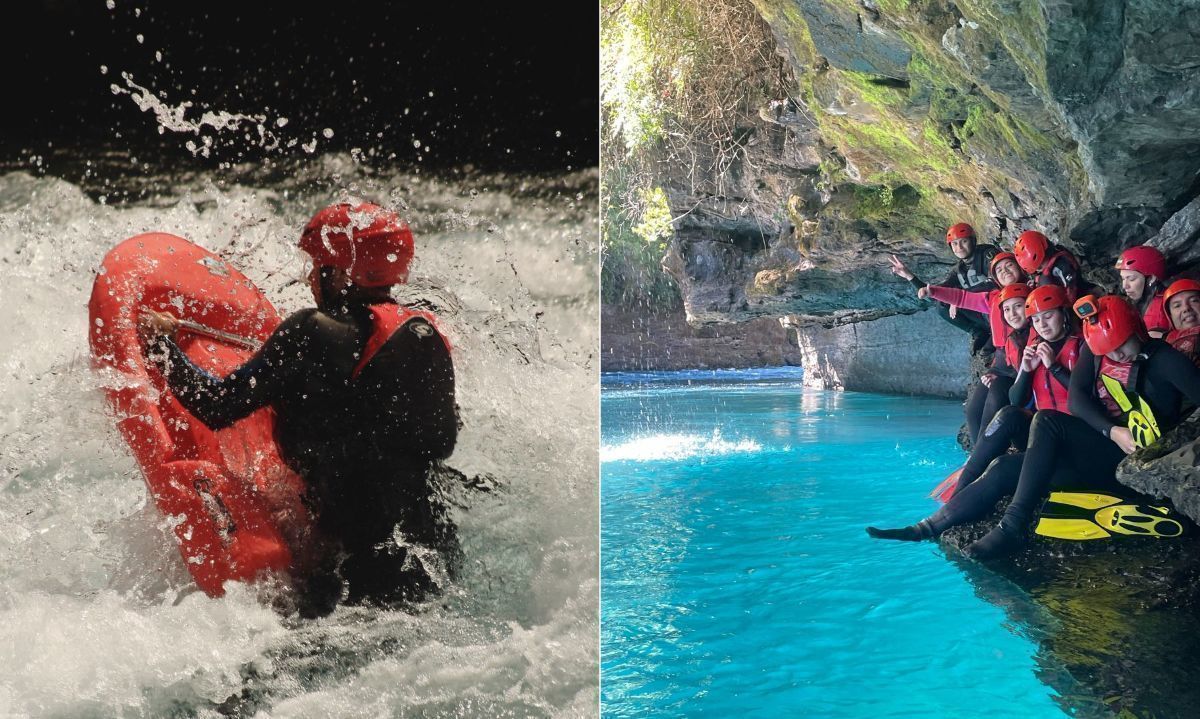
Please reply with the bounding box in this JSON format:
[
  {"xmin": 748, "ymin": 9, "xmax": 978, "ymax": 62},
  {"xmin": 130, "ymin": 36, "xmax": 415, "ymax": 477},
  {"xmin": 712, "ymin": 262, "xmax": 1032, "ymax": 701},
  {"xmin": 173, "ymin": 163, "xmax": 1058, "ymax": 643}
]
[
  {"xmin": 657, "ymin": 0, "xmax": 1200, "ymax": 331},
  {"xmin": 934, "ymin": 507, "xmax": 1200, "ymax": 717},
  {"xmin": 1117, "ymin": 411, "xmax": 1200, "ymax": 524},
  {"xmin": 789, "ymin": 307, "xmax": 972, "ymax": 397},
  {"xmin": 600, "ymin": 307, "xmax": 803, "ymax": 371}
]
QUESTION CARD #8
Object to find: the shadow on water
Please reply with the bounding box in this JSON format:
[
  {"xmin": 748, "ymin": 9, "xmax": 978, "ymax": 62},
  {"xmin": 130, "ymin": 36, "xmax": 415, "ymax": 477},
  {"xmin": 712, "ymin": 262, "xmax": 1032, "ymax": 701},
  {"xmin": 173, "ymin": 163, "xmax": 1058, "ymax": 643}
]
[{"xmin": 943, "ymin": 518, "xmax": 1200, "ymax": 718}]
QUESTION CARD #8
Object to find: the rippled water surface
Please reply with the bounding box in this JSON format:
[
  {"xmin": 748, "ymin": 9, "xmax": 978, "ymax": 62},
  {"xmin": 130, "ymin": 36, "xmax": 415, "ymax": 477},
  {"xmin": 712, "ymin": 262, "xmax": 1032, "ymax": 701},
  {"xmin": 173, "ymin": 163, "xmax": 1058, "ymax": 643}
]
[
  {"xmin": 0, "ymin": 160, "xmax": 597, "ymax": 717},
  {"xmin": 601, "ymin": 369, "xmax": 1093, "ymax": 718}
]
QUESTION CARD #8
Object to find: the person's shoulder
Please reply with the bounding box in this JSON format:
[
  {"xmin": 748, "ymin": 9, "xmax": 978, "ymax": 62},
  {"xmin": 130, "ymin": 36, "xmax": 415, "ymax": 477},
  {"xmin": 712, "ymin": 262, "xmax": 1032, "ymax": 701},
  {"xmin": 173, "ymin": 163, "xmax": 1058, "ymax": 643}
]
[{"xmin": 272, "ymin": 308, "xmax": 325, "ymax": 338}]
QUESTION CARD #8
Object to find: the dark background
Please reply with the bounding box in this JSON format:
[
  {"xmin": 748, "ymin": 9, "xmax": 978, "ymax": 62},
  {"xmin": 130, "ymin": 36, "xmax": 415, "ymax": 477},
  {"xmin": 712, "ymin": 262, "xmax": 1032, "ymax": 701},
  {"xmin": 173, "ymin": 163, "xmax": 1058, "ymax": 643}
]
[{"xmin": 1, "ymin": 1, "xmax": 597, "ymax": 172}]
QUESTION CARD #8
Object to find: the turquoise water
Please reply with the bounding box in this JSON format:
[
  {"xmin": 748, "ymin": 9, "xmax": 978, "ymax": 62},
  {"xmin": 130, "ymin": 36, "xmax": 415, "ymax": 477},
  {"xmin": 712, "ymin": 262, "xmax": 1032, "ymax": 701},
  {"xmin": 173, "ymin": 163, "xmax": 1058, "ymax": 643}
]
[{"xmin": 601, "ymin": 368, "xmax": 1086, "ymax": 718}]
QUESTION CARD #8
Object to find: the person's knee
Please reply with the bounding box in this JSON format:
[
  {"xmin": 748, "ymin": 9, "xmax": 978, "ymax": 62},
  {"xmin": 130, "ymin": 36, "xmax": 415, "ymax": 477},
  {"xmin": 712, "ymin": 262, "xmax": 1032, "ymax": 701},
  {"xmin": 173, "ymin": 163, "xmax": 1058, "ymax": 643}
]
[{"xmin": 1029, "ymin": 410, "xmax": 1068, "ymax": 442}]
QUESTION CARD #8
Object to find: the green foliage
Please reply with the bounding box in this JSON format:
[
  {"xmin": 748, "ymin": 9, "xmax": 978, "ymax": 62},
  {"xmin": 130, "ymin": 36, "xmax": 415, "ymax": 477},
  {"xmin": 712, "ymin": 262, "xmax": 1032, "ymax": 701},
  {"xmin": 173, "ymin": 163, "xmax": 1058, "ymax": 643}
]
[
  {"xmin": 849, "ymin": 180, "xmax": 922, "ymax": 218},
  {"xmin": 601, "ymin": 173, "xmax": 681, "ymax": 311},
  {"xmin": 632, "ymin": 187, "xmax": 674, "ymax": 244}
]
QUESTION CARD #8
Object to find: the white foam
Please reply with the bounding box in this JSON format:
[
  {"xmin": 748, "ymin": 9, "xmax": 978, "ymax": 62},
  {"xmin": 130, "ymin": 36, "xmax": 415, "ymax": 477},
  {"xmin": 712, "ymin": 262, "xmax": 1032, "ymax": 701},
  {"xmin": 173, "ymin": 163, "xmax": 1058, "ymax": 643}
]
[
  {"xmin": 601, "ymin": 430, "xmax": 763, "ymax": 462},
  {"xmin": 0, "ymin": 159, "xmax": 597, "ymax": 715}
]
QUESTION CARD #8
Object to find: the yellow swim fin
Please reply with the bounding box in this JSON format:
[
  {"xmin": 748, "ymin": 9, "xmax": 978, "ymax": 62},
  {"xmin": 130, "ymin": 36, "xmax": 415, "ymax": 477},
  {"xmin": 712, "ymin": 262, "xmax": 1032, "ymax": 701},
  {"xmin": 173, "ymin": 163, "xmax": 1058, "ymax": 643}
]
[{"xmin": 1034, "ymin": 492, "xmax": 1185, "ymax": 541}]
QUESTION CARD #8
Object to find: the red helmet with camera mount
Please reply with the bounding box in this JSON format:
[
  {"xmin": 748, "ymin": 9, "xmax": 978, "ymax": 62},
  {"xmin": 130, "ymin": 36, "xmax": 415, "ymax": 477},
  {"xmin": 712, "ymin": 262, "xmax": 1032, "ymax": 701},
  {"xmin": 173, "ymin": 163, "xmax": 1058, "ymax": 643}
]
[{"xmin": 1075, "ymin": 294, "xmax": 1147, "ymax": 355}]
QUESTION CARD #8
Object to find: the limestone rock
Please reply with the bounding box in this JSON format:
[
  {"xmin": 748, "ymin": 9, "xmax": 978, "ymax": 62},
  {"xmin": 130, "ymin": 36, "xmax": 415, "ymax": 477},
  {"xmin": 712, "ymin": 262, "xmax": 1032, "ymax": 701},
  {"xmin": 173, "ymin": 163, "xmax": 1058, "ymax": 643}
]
[{"xmin": 1116, "ymin": 411, "xmax": 1200, "ymax": 524}]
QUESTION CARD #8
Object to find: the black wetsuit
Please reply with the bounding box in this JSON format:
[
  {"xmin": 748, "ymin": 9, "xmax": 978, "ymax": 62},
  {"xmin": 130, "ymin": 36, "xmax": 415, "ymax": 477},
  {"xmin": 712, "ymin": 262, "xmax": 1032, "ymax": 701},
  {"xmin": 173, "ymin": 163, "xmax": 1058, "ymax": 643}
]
[
  {"xmin": 963, "ymin": 325, "xmax": 1027, "ymax": 446},
  {"xmin": 153, "ymin": 299, "xmax": 458, "ymax": 609},
  {"xmin": 909, "ymin": 243, "xmax": 999, "ymax": 345},
  {"xmin": 953, "ymin": 334, "xmax": 1075, "ymax": 493},
  {"xmin": 934, "ymin": 339, "xmax": 1200, "ymax": 534}
]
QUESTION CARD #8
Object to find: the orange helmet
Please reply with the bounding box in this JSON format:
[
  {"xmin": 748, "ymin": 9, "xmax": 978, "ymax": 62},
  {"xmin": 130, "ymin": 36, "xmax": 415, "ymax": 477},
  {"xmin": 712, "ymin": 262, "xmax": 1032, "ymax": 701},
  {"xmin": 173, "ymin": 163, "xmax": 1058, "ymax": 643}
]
[
  {"xmin": 1013, "ymin": 231, "xmax": 1050, "ymax": 273},
  {"xmin": 1025, "ymin": 284, "xmax": 1068, "ymax": 315},
  {"xmin": 946, "ymin": 223, "xmax": 975, "ymax": 243},
  {"xmin": 299, "ymin": 202, "xmax": 414, "ymax": 287},
  {"xmin": 998, "ymin": 282, "xmax": 1032, "ymax": 305},
  {"xmin": 1163, "ymin": 278, "xmax": 1200, "ymax": 329},
  {"xmin": 988, "ymin": 251, "xmax": 1024, "ymax": 285}
]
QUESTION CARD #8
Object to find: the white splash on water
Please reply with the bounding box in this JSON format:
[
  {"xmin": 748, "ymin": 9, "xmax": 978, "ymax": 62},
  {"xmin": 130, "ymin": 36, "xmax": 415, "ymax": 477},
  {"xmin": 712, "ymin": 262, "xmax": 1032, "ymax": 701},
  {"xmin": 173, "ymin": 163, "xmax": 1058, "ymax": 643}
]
[
  {"xmin": 0, "ymin": 158, "xmax": 598, "ymax": 716},
  {"xmin": 600, "ymin": 430, "xmax": 762, "ymax": 463}
]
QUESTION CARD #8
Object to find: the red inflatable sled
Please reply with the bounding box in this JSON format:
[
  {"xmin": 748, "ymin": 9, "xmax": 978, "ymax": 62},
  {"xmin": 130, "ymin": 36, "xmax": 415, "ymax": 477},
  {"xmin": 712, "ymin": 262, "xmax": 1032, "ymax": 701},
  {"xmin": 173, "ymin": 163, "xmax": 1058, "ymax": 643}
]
[{"xmin": 89, "ymin": 233, "xmax": 307, "ymax": 596}]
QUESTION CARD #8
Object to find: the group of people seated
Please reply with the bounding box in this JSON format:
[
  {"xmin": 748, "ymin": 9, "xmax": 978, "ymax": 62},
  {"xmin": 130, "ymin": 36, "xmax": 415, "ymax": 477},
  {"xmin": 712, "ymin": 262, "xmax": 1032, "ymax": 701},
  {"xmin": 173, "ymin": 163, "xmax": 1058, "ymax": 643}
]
[{"xmin": 873, "ymin": 224, "xmax": 1200, "ymax": 559}]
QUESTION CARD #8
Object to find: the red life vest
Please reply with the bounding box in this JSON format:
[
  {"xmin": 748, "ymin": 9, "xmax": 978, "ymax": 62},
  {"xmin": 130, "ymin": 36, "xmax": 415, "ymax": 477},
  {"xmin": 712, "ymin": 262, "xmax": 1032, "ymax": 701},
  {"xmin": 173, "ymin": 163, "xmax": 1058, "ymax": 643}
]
[
  {"xmin": 1002, "ymin": 325, "xmax": 1030, "ymax": 370},
  {"xmin": 1095, "ymin": 355, "xmax": 1134, "ymax": 419},
  {"xmin": 1167, "ymin": 325, "xmax": 1200, "ymax": 369},
  {"xmin": 1029, "ymin": 334, "xmax": 1082, "ymax": 412},
  {"xmin": 1141, "ymin": 291, "xmax": 1170, "ymax": 335},
  {"xmin": 351, "ymin": 303, "xmax": 450, "ymax": 380},
  {"xmin": 1038, "ymin": 249, "xmax": 1083, "ymax": 303}
]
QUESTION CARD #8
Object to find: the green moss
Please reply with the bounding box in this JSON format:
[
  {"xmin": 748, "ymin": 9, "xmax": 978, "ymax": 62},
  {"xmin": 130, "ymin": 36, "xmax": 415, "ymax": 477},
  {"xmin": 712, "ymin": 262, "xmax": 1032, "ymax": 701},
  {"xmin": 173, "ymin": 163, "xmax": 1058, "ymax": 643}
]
[{"xmin": 839, "ymin": 70, "xmax": 908, "ymax": 109}]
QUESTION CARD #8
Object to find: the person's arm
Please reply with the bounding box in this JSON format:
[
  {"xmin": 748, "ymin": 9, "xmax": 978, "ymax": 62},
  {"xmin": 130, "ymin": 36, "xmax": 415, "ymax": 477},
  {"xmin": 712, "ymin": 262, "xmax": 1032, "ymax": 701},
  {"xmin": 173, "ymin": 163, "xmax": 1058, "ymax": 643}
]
[
  {"xmin": 1009, "ymin": 370, "xmax": 1034, "ymax": 406},
  {"xmin": 1155, "ymin": 342, "xmax": 1200, "ymax": 407},
  {"xmin": 926, "ymin": 285, "xmax": 991, "ymax": 314},
  {"xmin": 1067, "ymin": 343, "xmax": 1117, "ymax": 436},
  {"xmin": 150, "ymin": 310, "xmax": 314, "ymax": 430}
]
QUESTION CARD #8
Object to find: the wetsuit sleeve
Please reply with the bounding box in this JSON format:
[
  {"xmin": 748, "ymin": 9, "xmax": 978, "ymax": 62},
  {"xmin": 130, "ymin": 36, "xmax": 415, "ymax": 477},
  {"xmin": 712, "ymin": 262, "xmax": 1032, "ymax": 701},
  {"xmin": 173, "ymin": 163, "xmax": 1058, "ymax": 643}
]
[
  {"xmin": 1009, "ymin": 370, "xmax": 1033, "ymax": 406},
  {"xmin": 926, "ymin": 285, "xmax": 990, "ymax": 314},
  {"xmin": 1151, "ymin": 342, "xmax": 1200, "ymax": 407},
  {"xmin": 908, "ymin": 275, "xmax": 927, "ymax": 290},
  {"xmin": 1068, "ymin": 343, "xmax": 1116, "ymax": 436},
  {"xmin": 940, "ymin": 265, "xmax": 963, "ymax": 290},
  {"xmin": 154, "ymin": 309, "xmax": 316, "ymax": 430}
]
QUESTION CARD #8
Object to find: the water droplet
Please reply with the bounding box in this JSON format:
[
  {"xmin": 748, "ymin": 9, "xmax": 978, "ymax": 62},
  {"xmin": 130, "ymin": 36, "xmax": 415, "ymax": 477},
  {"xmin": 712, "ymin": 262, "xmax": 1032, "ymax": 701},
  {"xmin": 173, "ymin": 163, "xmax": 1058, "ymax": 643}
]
[
  {"xmin": 136, "ymin": 33, "xmax": 144, "ymax": 44},
  {"xmin": 276, "ymin": 117, "xmax": 288, "ymax": 127},
  {"xmin": 386, "ymin": 253, "xmax": 398, "ymax": 263},
  {"xmin": 155, "ymin": 51, "xmax": 162, "ymax": 62},
  {"xmin": 95, "ymin": 318, "xmax": 104, "ymax": 327},
  {"xmin": 322, "ymin": 127, "xmax": 334, "ymax": 138},
  {"xmin": 555, "ymin": 130, "xmax": 562, "ymax": 137},
  {"xmin": 412, "ymin": 139, "xmax": 421, "ymax": 149},
  {"xmin": 106, "ymin": 0, "xmax": 115, "ymax": 9},
  {"xmin": 99, "ymin": 65, "xmax": 108, "ymax": 75}
]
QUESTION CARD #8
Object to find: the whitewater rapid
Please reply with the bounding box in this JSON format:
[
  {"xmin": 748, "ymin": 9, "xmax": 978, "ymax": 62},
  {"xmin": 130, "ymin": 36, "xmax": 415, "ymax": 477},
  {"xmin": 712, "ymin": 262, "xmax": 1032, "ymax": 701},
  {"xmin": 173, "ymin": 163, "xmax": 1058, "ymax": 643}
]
[{"xmin": 0, "ymin": 159, "xmax": 598, "ymax": 717}]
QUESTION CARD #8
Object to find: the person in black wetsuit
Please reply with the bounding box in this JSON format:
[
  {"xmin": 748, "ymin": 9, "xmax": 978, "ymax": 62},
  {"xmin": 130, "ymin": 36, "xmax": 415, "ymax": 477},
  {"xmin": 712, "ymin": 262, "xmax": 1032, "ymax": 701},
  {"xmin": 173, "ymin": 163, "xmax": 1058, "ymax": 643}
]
[
  {"xmin": 887, "ymin": 222, "xmax": 999, "ymax": 355},
  {"xmin": 867, "ymin": 294, "xmax": 1200, "ymax": 556},
  {"xmin": 138, "ymin": 202, "xmax": 458, "ymax": 616},
  {"xmin": 1012, "ymin": 230, "xmax": 1086, "ymax": 301}
]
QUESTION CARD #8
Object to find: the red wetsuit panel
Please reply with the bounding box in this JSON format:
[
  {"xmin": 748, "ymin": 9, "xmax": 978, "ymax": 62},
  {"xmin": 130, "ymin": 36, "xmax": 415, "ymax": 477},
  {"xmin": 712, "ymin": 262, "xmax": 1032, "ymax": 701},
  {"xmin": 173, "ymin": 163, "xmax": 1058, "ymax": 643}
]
[{"xmin": 351, "ymin": 303, "xmax": 446, "ymax": 380}]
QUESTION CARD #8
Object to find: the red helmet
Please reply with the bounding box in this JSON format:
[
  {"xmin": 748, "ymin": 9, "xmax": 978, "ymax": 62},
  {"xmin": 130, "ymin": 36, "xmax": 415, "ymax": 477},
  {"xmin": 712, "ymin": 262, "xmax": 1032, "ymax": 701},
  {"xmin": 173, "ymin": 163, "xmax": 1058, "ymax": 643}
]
[
  {"xmin": 988, "ymin": 251, "xmax": 1023, "ymax": 284},
  {"xmin": 1164, "ymin": 278, "xmax": 1200, "ymax": 328},
  {"xmin": 299, "ymin": 202, "xmax": 414, "ymax": 287},
  {"xmin": 1114, "ymin": 245, "xmax": 1167, "ymax": 283},
  {"xmin": 1013, "ymin": 231, "xmax": 1050, "ymax": 273},
  {"xmin": 1026, "ymin": 284, "xmax": 1068, "ymax": 315},
  {"xmin": 1078, "ymin": 294, "xmax": 1147, "ymax": 355},
  {"xmin": 998, "ymin": 283, "xmax": 1032, "ymax": 305},
  {"xmin": 946, "ymin": 223, "xmax": 975, "ymax": 243}
]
